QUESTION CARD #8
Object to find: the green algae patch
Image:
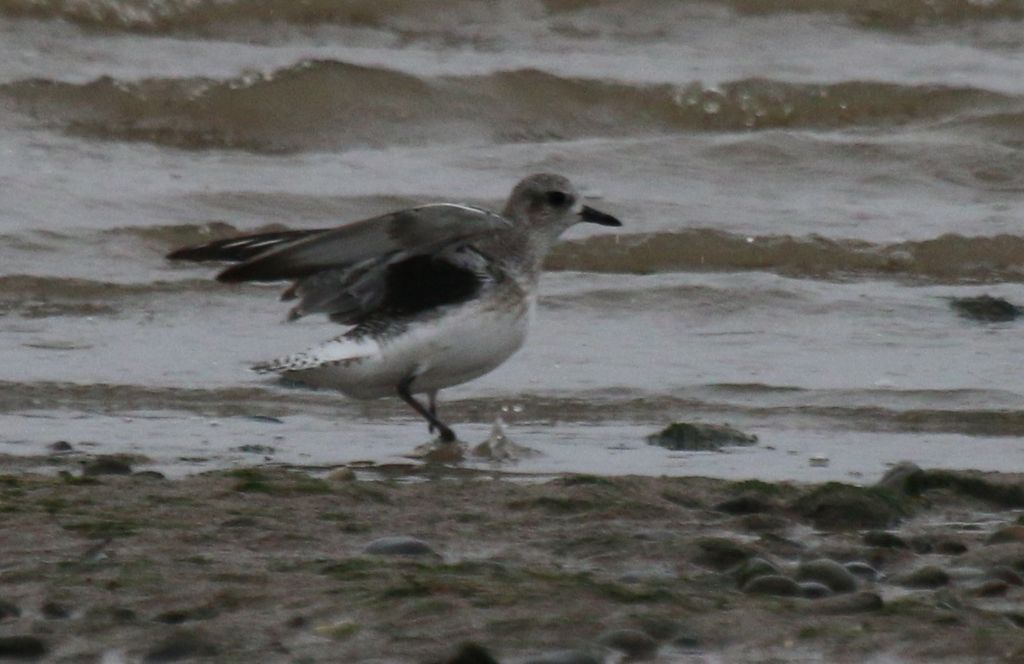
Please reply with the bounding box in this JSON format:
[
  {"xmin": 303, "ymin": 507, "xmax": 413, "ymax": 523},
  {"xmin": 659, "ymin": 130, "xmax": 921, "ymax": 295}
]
[
  {"xmin": 227, "ymin": 468, "xmax": 334, "ymax": 495},
  {"xmin": 903, "ymin": 470, "xmax": 1024, "ymax": 508},
  {"xmin": 792, "ymin": 482, "xmax": 908, "ymax": 529},
  {"xmin": 63, "ymin": 518, "xmax": 140, "ymax": 539}
]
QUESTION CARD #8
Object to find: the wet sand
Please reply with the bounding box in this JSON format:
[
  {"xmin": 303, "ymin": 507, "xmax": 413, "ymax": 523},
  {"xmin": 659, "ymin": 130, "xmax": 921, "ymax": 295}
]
[{"xmin": 2, "ymin": 453, "xmax": 1024, "ymax": 663}]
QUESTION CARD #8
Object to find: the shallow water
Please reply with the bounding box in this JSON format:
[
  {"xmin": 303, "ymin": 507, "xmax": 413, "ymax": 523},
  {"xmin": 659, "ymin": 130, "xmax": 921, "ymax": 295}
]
[{"xmin": 2, "ymin": 1, "xmax": 1023, "ymax": 481}]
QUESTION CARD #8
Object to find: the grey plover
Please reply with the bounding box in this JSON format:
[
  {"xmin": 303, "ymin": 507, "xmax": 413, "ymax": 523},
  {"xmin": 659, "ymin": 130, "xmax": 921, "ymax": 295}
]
[{"xmin": 168, "ymin": 173, "xmax": 621, "ymax": 442}]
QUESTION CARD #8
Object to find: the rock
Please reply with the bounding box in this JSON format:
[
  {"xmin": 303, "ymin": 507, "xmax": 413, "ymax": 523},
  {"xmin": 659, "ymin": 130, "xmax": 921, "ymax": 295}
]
[
  {"xmin": 863, "ymin": 531, "xmax": 908, "ymax": 549},
  {"xmin": 935, "ymin": 539, "xmax": 968, "ymax": 555},
  {"xmin": 989, "ymin": 566, "xmax": 1024, "ymax": 586},
  {"xmin": 796, "ymin": 559, "xmax": 858, "ymax": 593},
  {"xmin": 645, "ymin": 422, "xmax": 757, "ymax": 451},
  {"xmin": 523, "ymin": 650, "xmax": 601, "ymax": 664},
  {"xmin": 899, "ymin": 566, "xmax": 950, "ymax": 589},
  {"xmin": 715, "ymin": 494, "xmax": 776, "ymax": 515},
  {"xmin": 155, "ymin": 606, "xmax": 218, "ymax": 624},
  {"xmin": 410, "ymin": 441, "xmax": 467, "ymax": 464},
  {"xmin": 972, "ymin": 580, "xmax": 1009, "ymax": 597},
  {"xmin": 48, "ymin": 440, "xmax": 73, "ymax": 453},
  {"xmin": 813, "ymin": 592, "xmax": 884, "ymax": 614},
  {"xmin": 596, "ymin": 628, "xmax": 658, "ymax": 659},
  {"xmin": 909, "ymin": 535, "xmax": 966, "ymax": 555},
  {"xmin": 0, "ymin": 636, "xmax": 47, "ymax": 659},
  {"xmin": 738, "ymin": 513, "xmax": 789, "ymax": 532},
  {"xmin": 41, "ymin": 601, "xmax": 71, "ymax": 619},
  {"xmin": 875, "ymin": 462, "xmax": 923, "ymax": 493},
  {"xmin": 0, "ymin": 599, "xmax": 20, "ymax": 620},
  {"xmin": 443, "ymin": 643, "xmax": 500, "ymax": 664},
  {"xmin": 735, "ymin": 557, "xmax": 781, "ymax": 588},
  {"xmin": 791, "ymin": 482, "xmax": 905, "ymax": 530},
  {"xmin": 692, "ymin": 537, "xmax": 755, "ymax": 570},
  {"xmin": 142, "ymin": 630, "xmax": 218, "ymax": 663},
  {"xmin": 742, "ymin": 574, "xmax": 800, "ymax": 597},
  {"xmin": 673, "ymin": 632, "xmax": 701, "ymax": 649},
  {"xmin": 634, "ymin": 616, "xmax": 687, "ymax": 642},
  {"xmin": 327, "ymin": 468, "xmax": 357, "ymax": 482},
  {"xmin": 988, "ymin": 526, "xmax": 1024, "ymax": 545},
  {"xmin": 313, "ymin": 619, "xmax": 360, "ymax": 641},
  {"xmin": 133, "ymin": 471, "xmax": 166, "ymax": 480},
  {"xmin": 799, "ymin": 582, "xmax": 833, "ymax": 599},
  {"xmin": 950, "ymin": 295, "xmax": 1022, "ymax": 322},
  {"xmin": 901, "ymin": 470, "xmax": 1024, "ymax": 508},
  {"xmin": 82, "ymin": 455, "xmax": 132, "ymax": 476},
  {"xmin": 364, "ymin": 536, "xmax": 438, "ymax": 557},
  {"xmin": 844, "ymin": 562, "xmax": 880, "ymax": 582}
]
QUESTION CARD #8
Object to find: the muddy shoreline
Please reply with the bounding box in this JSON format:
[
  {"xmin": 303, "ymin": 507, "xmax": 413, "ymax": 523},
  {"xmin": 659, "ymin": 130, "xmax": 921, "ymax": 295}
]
[{"xmin": 1, "ymin": 453, "xmax": 1024, "ymax": 663}]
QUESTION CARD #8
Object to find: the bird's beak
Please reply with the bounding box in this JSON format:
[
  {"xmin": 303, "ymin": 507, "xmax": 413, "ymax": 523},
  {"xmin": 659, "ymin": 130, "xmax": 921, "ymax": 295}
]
[{"xmin": 580, "ymin": 205, "xmax": 622, "ymax": 227}]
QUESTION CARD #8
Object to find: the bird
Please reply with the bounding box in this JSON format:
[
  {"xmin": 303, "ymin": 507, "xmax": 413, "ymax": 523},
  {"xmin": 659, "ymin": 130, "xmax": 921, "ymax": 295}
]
[{"xmin": 167, "ymin": 173, "xmax": 621, "ymax": 444}]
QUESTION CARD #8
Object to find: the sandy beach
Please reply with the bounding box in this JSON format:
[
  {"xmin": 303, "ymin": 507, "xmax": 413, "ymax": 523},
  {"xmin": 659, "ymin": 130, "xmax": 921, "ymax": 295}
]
[{"xmin": 2, "ymin": 452, "xmax": 1023, "ymax": 662}]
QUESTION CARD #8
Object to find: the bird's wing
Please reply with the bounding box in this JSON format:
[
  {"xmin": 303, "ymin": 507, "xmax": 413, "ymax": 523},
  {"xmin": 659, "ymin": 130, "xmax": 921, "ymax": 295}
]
[
  {"xmin": 217, "ymin": 203, "xmax": 508, "ymax": 283},
  {"xmin": 166, "ymin": 228, "xmax": 328, "ymax": 263},
  {"xmin": 166, "ymin": 203, "xmax": 509, "ymax": 324}
]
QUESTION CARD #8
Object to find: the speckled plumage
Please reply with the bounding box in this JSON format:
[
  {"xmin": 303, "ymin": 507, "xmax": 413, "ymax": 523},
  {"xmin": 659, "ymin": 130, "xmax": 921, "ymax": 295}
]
[{"xmin": 168, "ymin": 173, "xmax": 621, "ymax": 442}]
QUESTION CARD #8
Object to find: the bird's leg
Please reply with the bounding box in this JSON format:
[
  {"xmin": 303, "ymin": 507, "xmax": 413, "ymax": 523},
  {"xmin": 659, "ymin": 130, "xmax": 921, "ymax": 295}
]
[
  {"xmin": 427, "ymin": 391, "xmax": 439, "ymax": 434},
  {"xmin": 397, "ymin": 378, "xmax": 456, "ymax": 443}
]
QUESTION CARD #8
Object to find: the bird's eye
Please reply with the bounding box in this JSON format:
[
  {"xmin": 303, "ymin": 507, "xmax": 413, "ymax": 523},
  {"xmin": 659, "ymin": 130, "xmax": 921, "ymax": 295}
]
[{"xmin": 545, "ymin": 191, "xmax": 570, "ymax": 207}]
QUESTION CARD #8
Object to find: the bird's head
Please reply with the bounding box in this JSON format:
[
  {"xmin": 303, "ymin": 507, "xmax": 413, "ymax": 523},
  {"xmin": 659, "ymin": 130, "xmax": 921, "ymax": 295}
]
[{"xmin": 503, "ymin": 173, "xmax": 621, "ymax": 240}]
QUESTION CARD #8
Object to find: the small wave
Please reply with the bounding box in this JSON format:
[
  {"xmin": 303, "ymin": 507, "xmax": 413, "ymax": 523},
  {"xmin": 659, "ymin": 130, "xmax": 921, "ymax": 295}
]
[
  {"xmin": 0, "ymin": 61, "xmax": 1011, "ymax": 152},
  {"xmin": 725, "ymin": 0, "xmax": 1024, "ymax": 29},
  {"xmin": 548, "ymin": 230, "xmax": 1024, "ymax": 283},
  {"xmin": 0, "ymin": 0, "xmax": 496, "ymax": 33},
  {"xmin": 0, "ymin": 274, "xmax": 226, "ymax": 304},
  {"xmin": 3, "ymin": 0, "xmax": 1019, "ymax": 33}
]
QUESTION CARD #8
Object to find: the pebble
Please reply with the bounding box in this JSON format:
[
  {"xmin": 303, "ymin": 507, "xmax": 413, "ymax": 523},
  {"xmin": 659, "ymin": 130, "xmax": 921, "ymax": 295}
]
[
  {"xmin": 0, "ymin": 636, "xmax": 47, "ymax": 659},
  {"xmin": 844, "ymin": 562, "xmax": 880, "ymax": 582},
  {"xmin": 82, "ymin": 456, "xmax": 132, "ymax": 476},
  {"xmin": 988, "ymin": 566, "xmax": 1024, "ymax": 586},
  {"xmin": 798, "ymin": 581, "xmax": 833, "ymax": 599},
  {"xmin": 987, "ymin": 526, "xmax": 1024, "ymax": 545},
  {"xmin": 41, "ymin": 601, "xmax": 71, "ymax": 619},
  {"xmin": 742, "ymin": 574, "xmax": 801, "ymax": 597},
  {"xmin": 444, "ymin": 643, "xmax": 500, "ymax": 664},
  {"xmin": 899, "ymin": 566, "xmax": 950, "ymax": 588},
  {"xmin": 0, "ymin": 599, "xmax": 20, "ymax": 620},
  {"xmin": 813, "ymin": 591, "xmax": 884, "ymax": 614},
  {"xmin": 910, "ymin": 535, "xmax": 967, "ymax": 555},
  {"xmin": 875, "ymin": 462, "xmax": 923, "ymax": 492},
  {"xmin": 142, "ymin": 630, "xmax": 218, "ymax": 663},
  {"xmin": 735, "ymin": 557, "xmax": 781, "ymax": 588},
  {"xmin": 863, "ymin": 531, "xmax": 908, "ymax": 549},
  {"xmin": 715, "ymin": 494, "xmax": 776, "ymax": 515},
  {"xmin": 48, "ymin": 440, "xmax": 73, "ymax": 453},
  {"xmin": 596, "ymin": 628, "xmax": 658, "ymax": 659},
  {"xmin": 523, "ymin": 650, "xmax": 602, "ymax": 664},
  {"xmin": 327, "ymin": 468, "xmax": 357, "ymax": 482},
  {"xmin": 796, "ymin": 559, "xmax": 858, "ymax": 593},
  {"xmin": 693, "ymin": 537, "xmax": 755, "ymax": 570},
  {"xmin": 972, "ymin": 580, "xmax": 1009, "ymax": 597},
  {"xmin": 133, "ymin": 471, "xmax": 167, "ymax": 481},
  {"xmin": 364, "ymin": 536, "xmax": 438, "ymax": 556},
  {"xmin": 738, "ymin": 513, "xmax": 789, "ymax": 532}
]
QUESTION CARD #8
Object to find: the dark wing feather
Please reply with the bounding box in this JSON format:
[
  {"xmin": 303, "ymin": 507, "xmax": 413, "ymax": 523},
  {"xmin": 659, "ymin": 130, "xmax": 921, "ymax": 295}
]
[
  {"xmin": 165, "ymin": 203, "xmax": 509, "ymax": 325},
  {"xmin": 166, "ymin": 229, "xmax": 328, "ymax": 263},
  {"xmin": 215, "ymin": 204, "xmax": 509, "ymax": 283}
]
